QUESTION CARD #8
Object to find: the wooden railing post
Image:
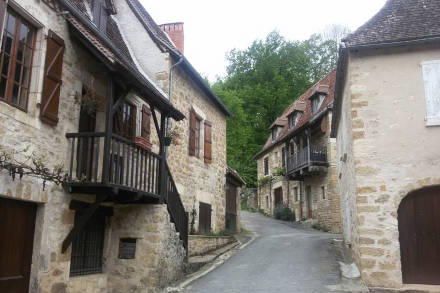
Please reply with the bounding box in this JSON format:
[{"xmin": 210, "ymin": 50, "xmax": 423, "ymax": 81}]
[
  {"xmin": 102, "ymin": 77, "xmax": 114, "ymax": 184},
  {"xmin": 159, "ymin": 113, "xmax": 167, "ymax": 204},
  {"xmin": 306, "ymin": 129, "xmax": 311, "ymax": 165}
]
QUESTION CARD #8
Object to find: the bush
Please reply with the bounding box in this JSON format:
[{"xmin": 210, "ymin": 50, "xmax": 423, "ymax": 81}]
[{"xmin": 274, "ymin": 204, "xmax": 295, "ymax": 221}]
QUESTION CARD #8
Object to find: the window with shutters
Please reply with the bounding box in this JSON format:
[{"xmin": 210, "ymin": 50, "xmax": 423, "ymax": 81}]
[
  {"xmin": 204, "ymin": 121, "xmax": 212, "ymax": 163},
  {"xmin": 0, "ymin": 8, "xmax": 36, "ymax": 111},
  {"xmin": 70, "ymin": 211, "xmax": 105, "ymax": 276},
  {"xmin": 264, "ymin": 157, "xmax": 269, "ymax": 175},
  {"xmin": 421, "ymin": 60, "xmax": 440, "ymax": 126},
  {"xmin": 189, "ymin": 110, "xmax": 202, "ymax": 158},
  {"xmin": 311, "ymin": 94, "xmax": 326, "ymax": 115},
  {"xmin": 113, "ymin": 101, "xmax": 136, "ymax": 140}
]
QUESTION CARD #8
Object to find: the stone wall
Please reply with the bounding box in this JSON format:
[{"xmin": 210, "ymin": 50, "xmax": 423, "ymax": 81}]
[
  {"xmin": 337, "ymin": 44, "xmax": 440, "ymax": 289},
  {"xmin": 188, "ymin": 235, "xmax": 235, "ymax": 257}
]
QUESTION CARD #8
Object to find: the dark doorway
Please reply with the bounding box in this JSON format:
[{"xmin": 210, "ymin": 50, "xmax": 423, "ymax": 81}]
[
  {"xmin": 0, "ymin": 197, "xmax": 37, "ymax": 292},
  {"xmin": 274, "ymin": 187, "xmax": 283, "ymax": 207},
  {"xmin": 77, "ymin": 100, "xmax": 97, "ymax": 180},
  {"xmin": 398, "ymin": 186, "xmax": 440, "ymax": 285},
  {"xmin": 226, "ymin": 181, "xmax": 237, "ymax": 232},
  {"xmin": 199, "ymin": 202, "xmax": 212, "ymax": 234},
  {"xmin": 306, "ymin": 186, "xmax": 312, "ymax": 218}
]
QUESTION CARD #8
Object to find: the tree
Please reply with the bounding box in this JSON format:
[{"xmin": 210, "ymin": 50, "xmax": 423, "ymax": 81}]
[{"xmin": 213, "ymin": 30, "xmax": 340, "ymax": 186}]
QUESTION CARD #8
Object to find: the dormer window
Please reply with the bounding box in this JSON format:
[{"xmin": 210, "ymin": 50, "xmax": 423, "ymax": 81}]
[
  {"xmin": 272, "ymin": 127, "xmax": 278, "ymax": 141},
  {"xmin": 93, "ymin": 0, "xmax": 109, "ymax": 32},
  {"xmin": 311, "ymin": 94, "xmax": 326, "ymax": 115},
  {"xmin": 288, "ymin": 111, "xmax": 301, "ymax": 129}
]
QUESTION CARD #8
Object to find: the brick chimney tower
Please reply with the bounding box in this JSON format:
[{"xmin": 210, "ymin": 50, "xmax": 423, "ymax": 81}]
[{"xmin": 159, "ymin": 22, "xmax": 184, "ymax": 54}]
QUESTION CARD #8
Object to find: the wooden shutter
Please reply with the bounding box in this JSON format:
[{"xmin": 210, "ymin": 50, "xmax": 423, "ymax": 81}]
[
  {"xmin": 0, "ymin": 0, "xmax": 6, "ymax": 45},
  {"xmin": 281, "ymin": 147, "xmax": 285, "ymax": 167},
  {"xmin": 189, "ymin": 110, "xmax": 196, "ymax": 156},
  {"xmin": 40, "ymin": 30, "xmax": 65, "ymax": 125},
  {"xmin": 421, "ymin": 61, "xmax": 440, "ymax": 125},
  {"xmin": 204, "ymin": 121, "xmax": 212, "ymax": 163},
  {"xmin": 141, "ymin": 105, "xmax": 151, "ymax": 141}
]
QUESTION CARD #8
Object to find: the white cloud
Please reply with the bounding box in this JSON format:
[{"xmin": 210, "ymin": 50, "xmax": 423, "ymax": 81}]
[{"xmin": 140, "ymin": 0, "xmax": 387, "ymax": 81}]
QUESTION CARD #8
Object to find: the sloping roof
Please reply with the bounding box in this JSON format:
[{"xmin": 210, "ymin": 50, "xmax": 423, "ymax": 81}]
[
  {"xmin": 60, "ymin": 0, "xmax": 184, "ymax": 120},
  {"xmin": 255, "ymin": 70, "xmax": 336, "ymax": 158},
  {"xmin": 226, "ymin": 166, "xmax": 246, "ymax": 186},
  {"xmin": 344, "ymin": 0, "xmax": 440, "ymax": 47},
  {"xmin": 124, "ymin": 0, "xmax": 231, "ymax": 116}
]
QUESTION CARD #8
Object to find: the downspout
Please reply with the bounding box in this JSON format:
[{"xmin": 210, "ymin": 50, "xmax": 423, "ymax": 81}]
[{"xmin": 165, "ymin": 56, "xmax": 184, "ymax": 158}]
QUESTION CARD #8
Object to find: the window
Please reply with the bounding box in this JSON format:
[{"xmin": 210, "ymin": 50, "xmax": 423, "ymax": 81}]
[
  {"xmin": 189, "ymin": 110, "xmax": 202, "ymax": 157},
  {"xmin": 311, "ymin": 94, "xmax": 326, "ymax": 114},
  {"xmin": 113, "ymin": 101, "xmax": 136, "ymax": 140},
  {"xmin": 204, "ymin": 121, "xmax": 212, "ymax": 163},
  {"xmin": 118, "ymin": 238, "xmax": 136, "ymax": 259},
  {"xmin": 294, "ymin": 187, "xmax": 299, "ymax": 202},
  {"xmin": 70, "ymin": 211, "xmax": 105, "ymax": 276},
  {"xmin": 288, "ymin": 111, "xmax": 301, "ymax": 128},
  {"xmin": 321, "ymin": 186, "xmax": 325, "ymax": 200},
  {"xmin": 141, "ymin": 105, "xmax": 151, "ymax": 142},
  {"xmin": 281, "ymin": 147, "xmax": 285, "ymax": 167},
  {"xmin": 272, "ymin": 127, "xmax": 278, "ymax": 141},
  {"xmin": 421, "ymin": 60, "xmax": 440, "ymax": 125},
  {"xmin": 93, "ymin": 0, "xmax": 108, "ymax": 32},
  {"xmin": 264, "ymin": 157, "xmax": 269, "ymax": 175},
  {"xmin": 0, "ymin": 9, "xmax": 36, "ymax": 110}
]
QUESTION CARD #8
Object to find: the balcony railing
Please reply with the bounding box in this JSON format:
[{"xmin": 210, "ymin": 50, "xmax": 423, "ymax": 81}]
[
  {"xmin": 65, "ymin": 131, "xmax": 188, "ymax": 249},
  {"xmin": 286, "ymin": 145, "xmax": 327, "ymax": 174}
]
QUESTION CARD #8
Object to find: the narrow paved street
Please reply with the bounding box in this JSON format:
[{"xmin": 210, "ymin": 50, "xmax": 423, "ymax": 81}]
[{"xmin": 185, "ymin": 211, "xmax": 342, "ymax": 293}]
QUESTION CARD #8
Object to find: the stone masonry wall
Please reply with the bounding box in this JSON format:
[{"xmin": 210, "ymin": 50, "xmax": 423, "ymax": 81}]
[
  {"xmin": 188, "ymin": 235, "xmax": 235, "ymax": 257},
  {"xmin": 338, "ymin": 44, "xmax": 440, "ymax": 289}
]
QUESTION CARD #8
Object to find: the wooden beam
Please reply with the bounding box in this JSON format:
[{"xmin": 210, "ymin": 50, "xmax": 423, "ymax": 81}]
[
  {"xmin": 69, "ymin": 200, "xmax": 113, "ymax": 216},
  {"xmin": 159, "ymin": 113, "xmax": 167, "ymax": 204},
  {"xmin": 102, "ymin": 77, "xmax": 114, "ymax": 184},
  {"xmin": 62, "ymin": 194, "xmax": 108, "ymax": 253},
  {"xmin": 151, "ymin": 107, "xmax": 163, "ymax": 145}
]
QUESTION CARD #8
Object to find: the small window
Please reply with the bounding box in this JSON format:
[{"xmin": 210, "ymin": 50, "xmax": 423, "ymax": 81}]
[
  {"xmin": 321, "ymin": 186, "xmax": 325, "ymax": 200},
  {"xmin": 311, "ymin": 94, "xmax": 326, "ymax": 114},
  {"xmin": 288, "ymin": 112, "xmax": 301, "ymax": 128},
  {"xmin": 264, "ymin": 157, "xmax": 269, "ymax": 175},
  {"xmin": 113, "ymin": 101, "xmax": 136, "ymax": 140},
  {"xmin": 189, "ymin": 110, "xmax": 202, "ymax": 157},
  {"xmin": 93, "ymin": 0, "xmax": 108, "ymax": 32},
  {"xmin": 119, "ymin": 238, "xmax": 136, "ymax": 259},
  {"xmin": 0, "ymin": 9, "xmax": 36, "ymax": 110},
  {"xmin": 70, "ymin": 211, "xmax": 105, "ymax": 276},
  {"xmin": 194, "ymin": 117, "xmax": 201, "ymax": 157},
  {"xmin": 272, "ymin": 127, "xmax": 278, "ymax": 141}
]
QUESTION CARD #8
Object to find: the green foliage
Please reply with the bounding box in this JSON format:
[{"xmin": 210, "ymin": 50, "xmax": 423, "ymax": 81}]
[
  {"xmin": 274, "ymin": 204, "xmax": 295, "ymax": 221},
  {"xmin": 312, "ymin": 223, "xmax": 330, "ymax": 232},
  {"xmin": 273, "ymin": 167, "xmax": 286, "ymax": 177},
  {"xmin": 257, "ymin": 175, "xmax": 272, "ymax": 186},
  {"xmin": 190, "ymin": 208, "xmax": 197, "ymax": 235},
  {"xmin": 212, "ymin": 30, "xmax": 339, "ymax": 187}
]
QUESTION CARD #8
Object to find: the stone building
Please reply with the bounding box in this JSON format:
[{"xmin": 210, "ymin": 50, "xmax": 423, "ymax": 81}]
[
  {"xmin": 255, "ymin": 70, "xmax": 341, "ymax": 233},
  {"xmin": 0, "ymin": 0, "xmax": 227, "ymax": 292},
  {"xmin": 113, "ymin": 0, "xmax": 230, "ymax": 235},
  {"xmin": 331, "ymin": 0, "xmax": 440, "ymax": 290}
]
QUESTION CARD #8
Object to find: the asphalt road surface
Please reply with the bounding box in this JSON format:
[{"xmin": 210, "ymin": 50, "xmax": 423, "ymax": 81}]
[{"xmin": 185, "ymin": 211, "xmax": 342, "ymax": 293}]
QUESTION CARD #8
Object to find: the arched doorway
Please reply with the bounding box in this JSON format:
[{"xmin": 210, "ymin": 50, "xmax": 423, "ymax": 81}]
[{"xmin": 398, "ymin": 186, "xmax": 440, "ymax": 285}]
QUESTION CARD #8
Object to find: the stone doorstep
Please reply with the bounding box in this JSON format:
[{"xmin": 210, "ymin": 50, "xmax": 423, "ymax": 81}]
[{"xmin": 188, "ymin": 241, "xmax": 239, "ymax": 269}]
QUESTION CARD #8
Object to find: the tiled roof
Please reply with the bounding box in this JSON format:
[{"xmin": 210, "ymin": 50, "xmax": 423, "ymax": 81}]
[
  {"xmin": 344, "ymin": 0, "xmax": 440, "ymax": 47},
  {"xmin": 256, "ymin": 70, "xmax": 336, "ymax": 158}
]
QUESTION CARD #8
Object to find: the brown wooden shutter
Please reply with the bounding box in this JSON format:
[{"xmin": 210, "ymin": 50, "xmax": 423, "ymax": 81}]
[
  {"xmin": 189, "ymin": 110, "xmax": 196, "ymax": 156},
  {"xmin": 40, "ymin": 30, "xmax": 65, "ymax": 125},
  {"xmin": 141, "ymin": 105, "xmax": 151, "ymax": 141},
  {"xmin": 204, "ymin": 121, "xmax": 212, "ymax": 163},
  {"xmin": 0, "ymin": 0, "xmax": 6, "ymax": 44}
]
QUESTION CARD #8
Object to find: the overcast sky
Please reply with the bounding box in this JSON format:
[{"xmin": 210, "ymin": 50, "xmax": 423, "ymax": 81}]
[{"xmin": 139, "ymin": 0, "xmax": 387, "ymax": 81}]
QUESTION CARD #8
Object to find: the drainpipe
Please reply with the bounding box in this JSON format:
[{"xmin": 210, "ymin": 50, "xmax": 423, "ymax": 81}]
[{"xmin": 165, "ymin": 56, "xmax": 184, "ymax": 158}]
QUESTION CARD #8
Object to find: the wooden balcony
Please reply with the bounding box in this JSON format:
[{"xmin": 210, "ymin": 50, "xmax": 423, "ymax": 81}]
[
  {"xmin": 64, "ymin": 131, "xmax": 188, "ymax": 250},
  {"xmin": 286, "ymin": 145, "xmax": 328, "ymax": 178}
]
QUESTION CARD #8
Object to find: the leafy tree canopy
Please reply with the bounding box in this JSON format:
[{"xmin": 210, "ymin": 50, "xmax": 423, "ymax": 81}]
[{"xmin": 213, "ymin": 27, "xmax": 347, "ymax": 186}]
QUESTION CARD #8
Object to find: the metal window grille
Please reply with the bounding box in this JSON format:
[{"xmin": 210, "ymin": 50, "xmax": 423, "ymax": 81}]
[{"xmin": 70, "ymin": 211, "xmax": 105, "ymax": 276}]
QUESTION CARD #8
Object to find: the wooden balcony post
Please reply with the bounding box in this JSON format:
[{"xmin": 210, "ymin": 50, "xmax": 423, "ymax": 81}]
[
  {"xmin": 159, "ymin": 113, "xmax": 167, "ymax": 204},
  {"xmin": 306, "ymin": 129, "xmax": 311, "ymax": 164},
  {"xmin": 102, "ymin": 77, "xmax": 114, "ymax": 184}
]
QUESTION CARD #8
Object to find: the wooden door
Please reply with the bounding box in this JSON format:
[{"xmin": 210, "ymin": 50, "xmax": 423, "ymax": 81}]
[
  {"xmin": 226, "ymin": 182, "xmax": 237, "ymax": 232},
  {"xmin": 398, "ymin": 186, "xmax": 440, "ymax": 285},
  {"xmin": 0, "ymin": 197, "xmax": 37, "ymax": 292},
  {"xmin": 199, "ymin": 202, "xmax": 211, "ymax": 234},
  {"xmin": 306, "ymin": 186, "xmax": 312, "ymax": 218},
  {"xmin": 274, "ymin": 187, "xmax": 283, "ymax": 207}
]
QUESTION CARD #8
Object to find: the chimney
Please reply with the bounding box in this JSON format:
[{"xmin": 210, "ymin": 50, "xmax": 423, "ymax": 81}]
[{"xmin": 159, "ymin": 22, "xmax": 184, "ymax": 54}]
